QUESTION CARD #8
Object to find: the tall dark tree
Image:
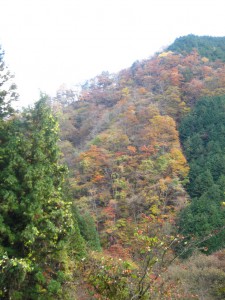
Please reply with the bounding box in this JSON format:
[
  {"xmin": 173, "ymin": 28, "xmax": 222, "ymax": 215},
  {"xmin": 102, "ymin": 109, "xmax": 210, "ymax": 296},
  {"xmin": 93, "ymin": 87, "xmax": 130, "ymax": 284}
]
[
  {"xmin": 178, "ymin": 95, "xmax": 225, "ymax": 254},
  {"xmin": 0, "ymin": 97, "xmax": 85, "ymax": 299}
]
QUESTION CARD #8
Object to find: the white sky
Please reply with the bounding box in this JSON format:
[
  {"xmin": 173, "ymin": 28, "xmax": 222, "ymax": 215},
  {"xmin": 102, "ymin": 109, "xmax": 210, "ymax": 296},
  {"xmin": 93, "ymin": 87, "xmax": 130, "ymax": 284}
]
[{"xmin": 0, "ymin": 0, "xmax": 225, "ymax": 107}]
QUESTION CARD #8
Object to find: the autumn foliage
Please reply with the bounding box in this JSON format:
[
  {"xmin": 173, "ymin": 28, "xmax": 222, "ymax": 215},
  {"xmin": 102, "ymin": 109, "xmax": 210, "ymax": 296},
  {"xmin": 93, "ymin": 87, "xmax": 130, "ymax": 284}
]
[{"xmin": 51, "ymin": 36, "xmax": 225, "ymax": 299}]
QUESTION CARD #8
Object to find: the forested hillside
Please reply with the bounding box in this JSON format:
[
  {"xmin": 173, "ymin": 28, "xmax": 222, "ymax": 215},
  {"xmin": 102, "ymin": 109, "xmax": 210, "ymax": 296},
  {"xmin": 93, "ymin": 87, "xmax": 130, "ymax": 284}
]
[
  {"xmin": 1, "ymin": 35, "xmax": 225, "ymax": 299},
  {"xmin": 167, "ymin": 34, "xmax": 225, "ymax": 62}
]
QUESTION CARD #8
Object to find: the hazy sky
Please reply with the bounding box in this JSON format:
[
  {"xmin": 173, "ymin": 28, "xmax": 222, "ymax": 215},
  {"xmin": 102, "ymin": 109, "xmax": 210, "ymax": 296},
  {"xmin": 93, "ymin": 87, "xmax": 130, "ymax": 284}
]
[{"xmin": 0, "ymin": 0, "xmax": 225, "ymax": 106}]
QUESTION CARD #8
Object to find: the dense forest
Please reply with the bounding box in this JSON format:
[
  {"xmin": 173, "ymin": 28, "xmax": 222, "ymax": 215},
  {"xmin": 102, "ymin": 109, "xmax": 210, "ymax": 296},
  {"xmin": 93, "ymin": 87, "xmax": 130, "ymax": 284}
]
[{"xmin": 1, "ymin": 35, "xmax": 225, "ymax": 299}]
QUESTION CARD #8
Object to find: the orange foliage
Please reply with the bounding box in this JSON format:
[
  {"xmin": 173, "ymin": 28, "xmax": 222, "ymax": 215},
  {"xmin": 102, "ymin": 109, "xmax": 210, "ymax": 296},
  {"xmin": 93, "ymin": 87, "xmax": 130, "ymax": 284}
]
[
  {"xmin": 145, "ymin": 115, "xmax": 179, "ymax": 150},
  {"xmin": 104, "ymin": 244, "xmax": 131, "ymax": 260},
  {"xmin": 139, "ymin": 144, "xmax": 157, "ymax": 155},
  {"xmin": 170, "ymin": 67, "xmax": 183, "ymax": 86},
  {"xmin": 93, "ymin": 173, "xmax": 105, "ymax": 183},
  {"xmin": 138, "ymin": 87, "xmax": 148, "ymax": 94},
  {"xmin": 102, "ymin": 200, "xmax": 116, "ymax": 220},
  {"xmin": 127, "ymin": 145, "xmax": 137, "ymax": 154}
]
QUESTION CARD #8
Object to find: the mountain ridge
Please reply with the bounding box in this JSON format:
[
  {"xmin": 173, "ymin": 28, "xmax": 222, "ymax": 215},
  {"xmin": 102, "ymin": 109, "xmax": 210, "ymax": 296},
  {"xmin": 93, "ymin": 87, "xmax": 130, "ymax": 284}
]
[
  {"xmin": 167, "ymin": 34, "xmax": 225, "ymax": 61},
  {"xmin": 45, "ymin": 34, "xmax": 225, "ymax": 298}
]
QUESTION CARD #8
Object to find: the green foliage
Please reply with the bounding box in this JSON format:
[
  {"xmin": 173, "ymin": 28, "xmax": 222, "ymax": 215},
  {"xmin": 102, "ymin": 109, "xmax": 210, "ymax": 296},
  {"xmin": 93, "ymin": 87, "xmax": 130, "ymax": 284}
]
[
  {"xmin": 47, "ymin": 280, "xmax": 62, "ymax": 295},
  {"xmin": 178, "ymin": 95, "xmax": 225, "ymax": 253},
  {"xmin": 75, "ymin": 210, "xmax": 101, "ymax": 251},
  {"xmin": 68, "ymin": 216, "xmax": 87, "ymax": 259},
  {"xmin": 168, "ymin": 34, "xmax": 225, "ymax": 62},
  {"xmin": 83, "ymin": 252, "xmax": 147, "ymax": 300},
  {"xmin": 0, "ymin": 97, "xmax": 85, "ymax": 299},
  {"xmin": 0, "ymin": 46, "xmax": 18, "ymax": 119},
  {"xmin": 0, "ymin": 254, "xmax": 32, "ymax": 299}
]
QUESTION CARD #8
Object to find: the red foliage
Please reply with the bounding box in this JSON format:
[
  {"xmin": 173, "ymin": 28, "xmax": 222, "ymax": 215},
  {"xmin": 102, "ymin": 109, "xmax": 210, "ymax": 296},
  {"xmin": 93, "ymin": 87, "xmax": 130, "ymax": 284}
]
[{"xmin": 104, "ymin": 244, "xmax": 131, "ymax": 260}]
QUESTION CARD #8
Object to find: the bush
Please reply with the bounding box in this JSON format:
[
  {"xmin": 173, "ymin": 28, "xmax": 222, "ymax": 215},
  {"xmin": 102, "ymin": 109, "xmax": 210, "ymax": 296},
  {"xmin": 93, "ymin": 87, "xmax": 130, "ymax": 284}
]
[{"xmin": 166, "ymin": 251, "xmax": 225, "ymax": 300}]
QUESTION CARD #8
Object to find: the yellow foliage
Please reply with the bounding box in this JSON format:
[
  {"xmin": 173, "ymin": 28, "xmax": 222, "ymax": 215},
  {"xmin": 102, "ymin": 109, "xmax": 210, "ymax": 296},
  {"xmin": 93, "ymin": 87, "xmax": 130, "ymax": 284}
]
[
  {"xmin": 158, "ymin": 51, "xmax": 173, "ymax": 57},
  {"xmin": 201, "ymin": 56, "xmax": 209, "ymax": 63},
  {"xmin": 150, "ymin": 204, "xmax": 161, "ymax": 215},
  {"xmin": 170, "ymin": 148, "xmax": 189, "ymax": 179}
]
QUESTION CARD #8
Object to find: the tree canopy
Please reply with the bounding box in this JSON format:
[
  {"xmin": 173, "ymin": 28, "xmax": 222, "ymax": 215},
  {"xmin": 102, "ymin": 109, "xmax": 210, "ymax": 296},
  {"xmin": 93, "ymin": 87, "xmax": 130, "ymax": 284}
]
[
  {"xmin": 0, "ymin": 97, "xmax": 86, "ymax": 299},
  {"xmin": 168, "ymin": 34, "xmax": 225, "ymax": 62},
  {"xmin": 178, "ymin": 95, "xmax": 225, "ymax": 253}
]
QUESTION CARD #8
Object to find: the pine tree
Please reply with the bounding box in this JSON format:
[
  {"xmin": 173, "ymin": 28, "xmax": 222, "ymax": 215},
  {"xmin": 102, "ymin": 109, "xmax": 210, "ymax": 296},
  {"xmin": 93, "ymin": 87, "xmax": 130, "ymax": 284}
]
[
  {"xmin": 0, "ymin": 46, "xmax": 17, "ymax": 119},
  {"xmin": 0, "ymin": 97, "xmax": 85, "ymax": 299},
  {"xmin": 178, "ymin": 95, "xmax": 225, "ymax": 254},
  {"xmin": 75, "ymin": 210, "xmax": 101, "ymax": 251}
]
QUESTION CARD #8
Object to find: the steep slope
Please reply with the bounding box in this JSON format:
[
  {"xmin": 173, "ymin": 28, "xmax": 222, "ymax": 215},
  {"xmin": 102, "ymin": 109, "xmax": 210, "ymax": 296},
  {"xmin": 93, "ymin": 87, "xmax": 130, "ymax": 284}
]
[
  {"xmin": 55, "ymin": 34, "xmax": 225, "ymax": 247},
  {"xmin": 178, "ymin": 95, "xmax": 225, "ymax": 253},
  {"xmin": 53, "ymin": 35, "xmax": 225, "ymax": 299}
]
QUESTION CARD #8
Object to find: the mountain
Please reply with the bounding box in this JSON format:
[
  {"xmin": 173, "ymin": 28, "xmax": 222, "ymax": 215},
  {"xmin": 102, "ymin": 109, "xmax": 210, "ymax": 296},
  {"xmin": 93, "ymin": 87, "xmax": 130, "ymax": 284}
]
[{"xmin": 52, "ymin": 35, "xmax": 225, "ymax": 299}]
